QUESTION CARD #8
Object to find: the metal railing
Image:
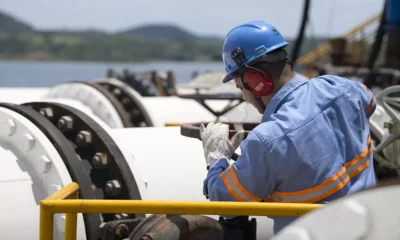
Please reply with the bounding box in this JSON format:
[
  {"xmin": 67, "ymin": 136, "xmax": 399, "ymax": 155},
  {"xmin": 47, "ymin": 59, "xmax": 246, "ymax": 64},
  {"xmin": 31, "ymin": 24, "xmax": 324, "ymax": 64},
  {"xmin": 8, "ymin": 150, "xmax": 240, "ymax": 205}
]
[
  {"xmin": 40, "ymin": 182, "xmax": 80, "ymax": 240},
  {"xmin": 164, "ymin": 122, "xmax": 182, "ymax": 126},
  {"xmin": 297, "ymin": 12, "xmax": 382, "ymax": 65},
  {"xmin": 39, "ymin": 182, "xmax": 323, "ymax": 240}
]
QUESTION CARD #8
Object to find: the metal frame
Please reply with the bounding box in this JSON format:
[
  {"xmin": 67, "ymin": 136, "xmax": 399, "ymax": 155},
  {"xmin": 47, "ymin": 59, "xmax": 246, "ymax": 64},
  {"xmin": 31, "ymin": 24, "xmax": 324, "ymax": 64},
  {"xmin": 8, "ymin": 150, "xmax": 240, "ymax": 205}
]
[
  {"xmin": 296, "ymin": 12, "xmax": 381, "ymax": 65},
  {"xmin": 40, "ymin": 183, "xmax": 323, "ymax": 240}
]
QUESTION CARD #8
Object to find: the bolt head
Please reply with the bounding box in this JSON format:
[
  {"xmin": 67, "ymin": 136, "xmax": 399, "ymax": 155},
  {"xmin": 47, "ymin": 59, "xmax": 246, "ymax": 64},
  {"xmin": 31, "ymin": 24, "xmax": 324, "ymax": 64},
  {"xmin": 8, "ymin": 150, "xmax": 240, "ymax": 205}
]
[
  {"xmin": 76, "ymin": 131, "xmax": 92, "ymax": 146},
  {"xmin": 113, "ymin": 88, "xmax": 122, "ymax": 95},
  {"xmin": 39, "ymin": 156, "xmax": 52, "ymax": 173},
  {"xmin": 105, "ymin": 180, "xmax": 122, "ymax": 196},
  {"xmin": 39, "ymin": 107, "xmax": 54, "ymax": 118},
  {"xmin": 92, "ymin": 152, "xmax": 108, "ymax": 169},
  {"xmin": 1, "ymin": 119, "xmax": 16, "ymax": 136},
  {"xmin": 57, "ymin": 116, "xmax": 73, "ymax": 131},
  {"xmin": 116, "ymin": 224, "xmax": 129, "ymax": 238},
  {"xmin": 21, "ymin": 134, "xmax": 35, "ymax": 151}
]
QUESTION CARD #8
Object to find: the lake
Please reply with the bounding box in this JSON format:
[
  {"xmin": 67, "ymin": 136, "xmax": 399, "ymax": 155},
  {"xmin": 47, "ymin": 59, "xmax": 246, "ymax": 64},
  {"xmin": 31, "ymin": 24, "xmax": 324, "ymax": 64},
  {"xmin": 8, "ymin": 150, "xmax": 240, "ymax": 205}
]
[{"xmin": 0, "ymin": 60, "xmax": 225, "ymax": 87}]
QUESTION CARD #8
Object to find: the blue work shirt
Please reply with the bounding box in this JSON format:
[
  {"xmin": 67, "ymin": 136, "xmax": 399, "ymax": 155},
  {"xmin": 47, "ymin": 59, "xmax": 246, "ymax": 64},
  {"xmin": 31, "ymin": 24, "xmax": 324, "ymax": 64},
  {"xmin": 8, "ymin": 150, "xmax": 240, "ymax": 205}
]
[{"xmin": 203, "ymin": 74, "xmax": 377, "ymax": 234}]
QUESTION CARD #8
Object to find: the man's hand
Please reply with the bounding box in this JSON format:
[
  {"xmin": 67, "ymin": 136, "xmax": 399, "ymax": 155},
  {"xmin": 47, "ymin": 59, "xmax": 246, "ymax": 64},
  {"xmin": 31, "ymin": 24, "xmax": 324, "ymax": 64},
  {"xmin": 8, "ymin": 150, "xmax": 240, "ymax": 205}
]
[{"xmin": 199, "ymin": 122, "xmax": 245, "ymax": 167}]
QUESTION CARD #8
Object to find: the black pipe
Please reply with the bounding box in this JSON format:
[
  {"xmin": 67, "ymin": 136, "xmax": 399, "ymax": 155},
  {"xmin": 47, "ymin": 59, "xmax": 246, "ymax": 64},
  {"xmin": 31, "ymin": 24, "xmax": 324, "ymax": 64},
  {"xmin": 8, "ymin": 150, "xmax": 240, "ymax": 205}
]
[
  {"xmin": 364, "ymin": 0, "xmax": 388, "ymax": 69},
  {"xmin": 291, "ymin": 0, "xmax": 311, "ymax": 64}
]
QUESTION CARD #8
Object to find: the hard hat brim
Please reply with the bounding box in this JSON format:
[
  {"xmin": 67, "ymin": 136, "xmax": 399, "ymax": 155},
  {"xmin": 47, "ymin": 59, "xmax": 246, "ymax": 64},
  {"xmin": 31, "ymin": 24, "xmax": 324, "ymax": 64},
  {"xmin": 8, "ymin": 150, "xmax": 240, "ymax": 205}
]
[{"xmin": 222, "ymin": 73, "xmax": 233, "ymax": 83}]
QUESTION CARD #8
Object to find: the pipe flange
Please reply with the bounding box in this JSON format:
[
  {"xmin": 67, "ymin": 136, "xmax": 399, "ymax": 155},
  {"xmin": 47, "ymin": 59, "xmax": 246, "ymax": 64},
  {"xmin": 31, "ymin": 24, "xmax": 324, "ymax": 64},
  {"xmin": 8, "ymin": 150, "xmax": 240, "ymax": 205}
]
[
  {"xmin": 128, "ymin": 214, "xmax": 224, "ymax": 240},
  {"xmin": 0, "ymin": 103, "xmax": 100, "ymax": 240},
  {"xmin": 44, "ymin": 82, "xmax": 128, "ymax": 128},
  {"xmin": 97, "ymin": 79, "xmax": 154, "ymax": 127},
  {"xmin": 22, "ymin": 101, "xmax": 145, "ymax": 222},
  {"xmin": 77, "ymin": 81, "xmax": 134, "ymax": 127}
]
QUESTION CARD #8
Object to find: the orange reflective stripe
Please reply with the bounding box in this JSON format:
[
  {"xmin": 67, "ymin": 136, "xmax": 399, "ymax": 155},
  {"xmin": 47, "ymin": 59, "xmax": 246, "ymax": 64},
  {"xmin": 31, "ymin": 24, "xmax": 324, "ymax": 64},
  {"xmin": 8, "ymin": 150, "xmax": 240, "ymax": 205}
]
[
  {"xmin": 220, "ymin": 166, "xmax": 262, "ymax": 202},
  {"xmin": 269, "ymin": 136, "xmax": 372, "ymax": 203},
  {"xmin": 228, "ymin": 167, "xmax": 262, "ymax": 202},
  {"xmin": 345, "ymin": 136, "xmax": 371, "ymax": 170},
  {"xmin": 221, "ymin": 171, "xmax": 245, "ymax": 202},
  {"xmin": 363, "ymin": 84, "xmax": 375, "ymax": 115},
  {"xmin": 349, "ymin": 146, "xmax": 372, "ymax": 178}
]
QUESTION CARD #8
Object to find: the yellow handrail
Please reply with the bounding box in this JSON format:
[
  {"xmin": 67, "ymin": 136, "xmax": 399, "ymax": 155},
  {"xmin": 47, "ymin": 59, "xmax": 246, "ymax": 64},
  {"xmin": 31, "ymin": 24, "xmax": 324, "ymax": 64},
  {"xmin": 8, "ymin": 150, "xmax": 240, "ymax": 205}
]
[
  {"xmin": 164, "ymin": 122, "xmax": 182, "ymax": 126},
  {"xmin": 297, "ymin": 12, "xmax": 382, "ymax": 65},
  {"xmin": 40, "ymin": 182, "xmax": 79, "ymax": 240},
  {"xmin": 39, "ymin": 182, "xmax": 323, "ymax": 240}
]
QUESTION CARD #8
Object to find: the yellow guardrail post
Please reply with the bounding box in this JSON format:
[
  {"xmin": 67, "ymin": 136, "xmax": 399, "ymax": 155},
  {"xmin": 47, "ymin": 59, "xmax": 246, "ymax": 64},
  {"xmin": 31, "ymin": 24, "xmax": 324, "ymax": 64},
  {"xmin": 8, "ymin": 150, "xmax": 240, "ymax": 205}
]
[
  {"xmin": 39, "ymin": 182, "xmax": 80, "ymax": 240},
  {"xmin": 43, "ymin": 199, "xmax": 322, "ymax": 217},
  {"xmin": 39, "ymin": 204, "xmax": 54, "ymax": 240},
  {"xmin": 65, "ymin": 191, "xmax": 79, "ymax": 240},
  {"xmin": 164, "ymin": 122, "xmax": 182, "ymax": 127},
  {"xmin": 40, "ymin": 182, "xmax": 324, "ymax": 240}
]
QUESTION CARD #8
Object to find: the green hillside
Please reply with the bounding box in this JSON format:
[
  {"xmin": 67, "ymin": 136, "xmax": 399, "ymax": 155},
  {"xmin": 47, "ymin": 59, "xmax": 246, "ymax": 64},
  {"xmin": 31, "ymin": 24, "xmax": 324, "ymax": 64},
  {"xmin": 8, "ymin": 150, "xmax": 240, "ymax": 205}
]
[
  {"xmin": 0, "ymin": 10, "xmax": 328, "ymax": 62},
  {"xmin": 0, "ymin": 10, "xmax": 34, "ymax": 33}
]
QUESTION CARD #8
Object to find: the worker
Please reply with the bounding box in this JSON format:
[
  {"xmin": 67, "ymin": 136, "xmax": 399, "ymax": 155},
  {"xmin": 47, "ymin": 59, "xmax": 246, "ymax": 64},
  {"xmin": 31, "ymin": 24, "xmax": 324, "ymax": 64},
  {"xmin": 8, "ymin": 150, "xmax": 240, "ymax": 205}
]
[{"xmin": 200, "ymin": 20, "xmax": 377, "ymax": 234}]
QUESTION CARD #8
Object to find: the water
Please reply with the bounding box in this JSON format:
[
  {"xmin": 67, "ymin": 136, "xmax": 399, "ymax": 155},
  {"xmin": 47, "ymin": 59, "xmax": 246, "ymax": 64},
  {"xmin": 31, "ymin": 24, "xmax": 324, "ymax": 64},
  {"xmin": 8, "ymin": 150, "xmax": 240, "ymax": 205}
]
[{"xmin": 0, "ymin": 60, "xmax": 225, "ymax": 87}]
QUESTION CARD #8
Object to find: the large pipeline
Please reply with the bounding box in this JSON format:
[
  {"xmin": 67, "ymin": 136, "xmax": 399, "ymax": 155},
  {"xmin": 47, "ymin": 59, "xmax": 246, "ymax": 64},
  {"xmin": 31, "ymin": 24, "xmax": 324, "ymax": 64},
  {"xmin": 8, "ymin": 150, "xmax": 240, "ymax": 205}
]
[
  {"xmin": 0, "ymin": 72, "xmax": 312, "ymax": 129},
  {"xmin": 0, "ymin": 78, "xmax": 263, "ymax": 129},
  {"xmin": 272, "ymin": 183, "xmax": 400, "ymax": 240},
  {"xmin": 0, "ymin": 85, "xmax": 399, "ymax": 239},
  {"xmin": 0, "ymin": 100, "xmax": 272, "ymax": 240},
  {"xmin": 0, "ymin": 71, "xmax": 314, "ymax": 129},
  {"xmin": 0, "ymin": 75, "xmax": 400, "ymax": 239}
]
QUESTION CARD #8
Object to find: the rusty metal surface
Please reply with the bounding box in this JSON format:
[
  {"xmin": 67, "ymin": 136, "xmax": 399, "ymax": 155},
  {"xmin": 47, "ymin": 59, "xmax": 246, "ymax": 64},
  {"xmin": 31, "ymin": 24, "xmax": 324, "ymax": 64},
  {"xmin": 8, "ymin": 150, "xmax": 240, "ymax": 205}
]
[
  {"xmin": 98, "ymin": 219, "xmax": 143, "ymax": 240},
  {"xmin": 180, "ymin": 122, "xmax": 259, "ymax": 141},
  {"xmin": 129, "ymin": 214, "xmax": 224, "ymax": 240},
  {"xmin": 180, "ymin": 122, "xmax": 259, "ymax": 161},
  {"xmin": 328, "ymin": 67, "xmax": 400, "ymax": 89}
]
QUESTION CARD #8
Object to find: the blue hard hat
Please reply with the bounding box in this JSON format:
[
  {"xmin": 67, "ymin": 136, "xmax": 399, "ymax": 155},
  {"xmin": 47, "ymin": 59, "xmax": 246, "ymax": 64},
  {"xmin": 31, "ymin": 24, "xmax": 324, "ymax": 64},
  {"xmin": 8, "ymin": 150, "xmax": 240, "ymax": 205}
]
[{"xmin": 222, "ymin": 20, "xmax": 289, "ymax": 83}]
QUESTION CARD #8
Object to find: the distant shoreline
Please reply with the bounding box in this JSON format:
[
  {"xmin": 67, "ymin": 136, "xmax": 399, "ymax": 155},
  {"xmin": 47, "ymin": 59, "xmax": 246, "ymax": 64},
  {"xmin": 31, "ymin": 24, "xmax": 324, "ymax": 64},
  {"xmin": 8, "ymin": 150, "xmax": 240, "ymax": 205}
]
[{"xmin": 0, "ymin": 58, "xmax": 222, "ymax": 64}]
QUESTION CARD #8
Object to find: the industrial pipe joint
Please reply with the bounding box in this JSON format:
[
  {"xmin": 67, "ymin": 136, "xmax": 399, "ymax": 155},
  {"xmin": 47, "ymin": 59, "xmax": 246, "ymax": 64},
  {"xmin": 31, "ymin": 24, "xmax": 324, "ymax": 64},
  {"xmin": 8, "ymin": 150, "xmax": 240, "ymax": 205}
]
[
  {"xmin": 0, "ymin": 81, "xmax": 399, "ymax": 240},
  {"xmin": 0, "ymin": 99, "xmax": 273, "ymax": 240}
]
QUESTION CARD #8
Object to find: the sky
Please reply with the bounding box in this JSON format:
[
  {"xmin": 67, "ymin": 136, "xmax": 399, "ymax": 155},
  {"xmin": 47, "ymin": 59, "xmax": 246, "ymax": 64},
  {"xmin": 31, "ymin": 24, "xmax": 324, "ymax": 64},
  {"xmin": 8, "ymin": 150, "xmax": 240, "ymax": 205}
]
[{"xmin": 1, "ymin": 0, "xmax": 385, "ymax": 38}]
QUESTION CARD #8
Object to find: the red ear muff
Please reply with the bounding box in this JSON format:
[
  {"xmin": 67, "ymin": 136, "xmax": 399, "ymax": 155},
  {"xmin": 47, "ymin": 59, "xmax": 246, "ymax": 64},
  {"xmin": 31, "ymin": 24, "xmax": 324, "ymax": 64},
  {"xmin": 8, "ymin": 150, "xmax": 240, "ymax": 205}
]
[{"xmin": 244, "ymin": 70, "xmax": 274, "ymax": 96}]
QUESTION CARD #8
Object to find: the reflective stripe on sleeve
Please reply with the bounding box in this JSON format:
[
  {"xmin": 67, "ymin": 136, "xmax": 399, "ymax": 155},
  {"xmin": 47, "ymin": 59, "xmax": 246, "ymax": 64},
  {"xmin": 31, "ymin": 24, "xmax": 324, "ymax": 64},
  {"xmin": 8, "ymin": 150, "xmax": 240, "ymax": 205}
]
[
  {"xmin": 220, "ymin": 166, "xmax": 262, "ymax": 202},
  {"xmin": 268, "ymin": 136, "xmax": 372, "ymax": 203},
  {"xmin": 363, "ymin": 84, "xmax": 375, "ymax": 116}
]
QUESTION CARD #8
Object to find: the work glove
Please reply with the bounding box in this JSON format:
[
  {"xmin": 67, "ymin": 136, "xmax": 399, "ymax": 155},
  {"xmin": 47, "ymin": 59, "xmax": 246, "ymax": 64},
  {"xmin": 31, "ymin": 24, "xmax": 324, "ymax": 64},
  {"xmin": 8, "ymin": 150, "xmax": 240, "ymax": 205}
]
[{"xmin": 199, "ymin": 122, "xmax": 245, "ymax": 167}]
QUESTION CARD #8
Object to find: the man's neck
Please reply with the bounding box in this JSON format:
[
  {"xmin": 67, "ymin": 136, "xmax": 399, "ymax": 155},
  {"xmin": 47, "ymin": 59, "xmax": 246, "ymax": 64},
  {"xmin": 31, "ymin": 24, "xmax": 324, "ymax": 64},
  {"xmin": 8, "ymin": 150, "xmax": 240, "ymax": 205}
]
[
  {"xmin": 260, "ymin": 66, "xmax": 295, "ymax": 105},
  {"xmin": 275, "ymin": 66, "xmax": 296, "ymax": 90}
]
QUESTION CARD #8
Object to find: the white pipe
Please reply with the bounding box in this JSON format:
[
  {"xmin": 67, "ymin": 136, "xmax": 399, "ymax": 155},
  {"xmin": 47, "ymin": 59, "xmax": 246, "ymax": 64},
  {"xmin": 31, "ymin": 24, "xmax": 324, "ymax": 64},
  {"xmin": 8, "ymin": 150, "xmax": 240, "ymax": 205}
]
[
  {"xmin": 43, "ymin": 79, "xmax": 262, "ymax": 129},
  {"xmin": 0, "ymin": 87, "xmax": 50, "ymax": 104},
  {"xmin": 0, "ymin": 98, "xmax": 272, "ymax": 239},
  {"xmin": 44, "ymin": 83, "xmax": 125, "ymax": 128},
  {"xmin": 0, "ymin": 87, "xmax": 398, "ymax": 240},
  {"xmin": 272, "ymin": 184, "xmax": 400, "ymax": 240},
  {"xmin": 92, "ymin": 125, "xmax": 275, "ymax": 239},
  {"xmin": 104, "ymin": 78, "xmax": 262, "ymax": 124},
  {"xmin": 0, "ymin": 80, "xmax": 263, "ymax": 129}
]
